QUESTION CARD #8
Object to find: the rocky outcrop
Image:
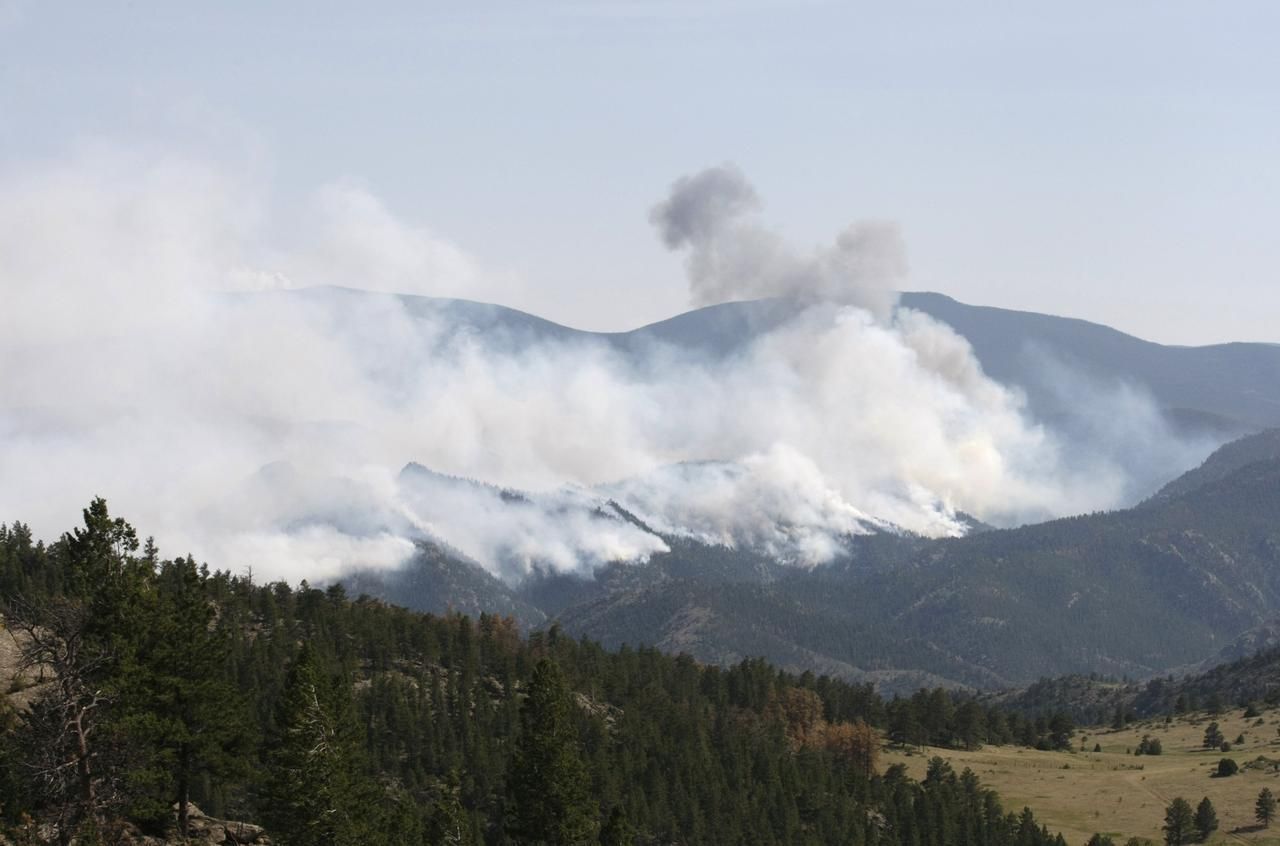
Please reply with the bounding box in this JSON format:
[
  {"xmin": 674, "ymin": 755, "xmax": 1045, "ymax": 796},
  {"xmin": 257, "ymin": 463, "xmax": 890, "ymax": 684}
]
[{"xmin": 118, "ymin": 804, "xmax": 270, "ymax": 845}]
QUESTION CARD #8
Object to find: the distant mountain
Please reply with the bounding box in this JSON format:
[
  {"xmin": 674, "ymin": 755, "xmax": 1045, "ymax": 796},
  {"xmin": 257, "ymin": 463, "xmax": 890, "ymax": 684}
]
[
  {"xmin": 265, "ymin": 288, "xmax": 1280, "ymax": 691},
  {"xmin": 550, "ymin": 445, "xmax": 1280, "ymax": 692},
  {"xmin": 345, "ymin": 539, "xmax": 547, "ymax": 627},
  {"xmin": 278, "ymin": 286, "xmax": 1280, "ymax": 435},
  {"xmin": 354, "ymin": 437, "xmax": 1280, "ymax": 694},
  {"xmin": 899, "ymin": 292, "xmax": 1280, "ymax": 434},
  {"xmin": 1145, "ymin": 427, "xmax": 1280, "ymax": 503},
  {"xmin": 991, "ymin": 631, "xmax": 1280, "ymax": 725}
]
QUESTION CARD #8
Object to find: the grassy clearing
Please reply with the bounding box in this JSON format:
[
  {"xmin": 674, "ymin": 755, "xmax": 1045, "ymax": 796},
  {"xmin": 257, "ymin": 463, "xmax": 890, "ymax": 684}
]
[{"xmin": 883, "ymin": 707, "xmax": 1280, "ymax": 844}]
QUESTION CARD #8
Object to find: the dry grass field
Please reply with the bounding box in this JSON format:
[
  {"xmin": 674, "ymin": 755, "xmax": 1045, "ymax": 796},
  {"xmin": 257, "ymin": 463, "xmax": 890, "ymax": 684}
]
[{"xmin": 884, "ymin": 706, "xmax": 1280, "ymax": 845}]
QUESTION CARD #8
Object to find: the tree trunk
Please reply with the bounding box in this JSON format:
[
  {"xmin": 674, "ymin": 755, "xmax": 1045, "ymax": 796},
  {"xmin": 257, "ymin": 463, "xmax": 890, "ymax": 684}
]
[
  {"xmin": 74, "ymin": 708, "xmax": 94, "ymax": 809},
  {"xmin": 177, "ymin": 745, "xmax": 191, "ymax": 836}
]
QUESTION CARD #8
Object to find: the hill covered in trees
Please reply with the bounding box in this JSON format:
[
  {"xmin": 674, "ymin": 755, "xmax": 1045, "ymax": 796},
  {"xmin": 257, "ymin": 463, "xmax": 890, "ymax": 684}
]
[
  {"xmin": 0, "ymin": 500, "xmax": 1079, "ymax": 845},
  {"xmin": 365, "ymin": 439, "xmax": 1280, "ymax": 692},
  {"xmin": 1144, "ymin": 427, "xmax": 1280, "ymax": 504},
  {"xmin": 992, "ymin": 640, "xmax": 1280, "ymax": 727}
]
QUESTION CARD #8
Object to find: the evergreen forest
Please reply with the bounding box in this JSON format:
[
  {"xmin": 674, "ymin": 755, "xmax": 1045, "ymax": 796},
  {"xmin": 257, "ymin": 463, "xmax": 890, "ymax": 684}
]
[{"xmin": 0, "ymin": 500, "xmax": 1075, "ymax": 845}]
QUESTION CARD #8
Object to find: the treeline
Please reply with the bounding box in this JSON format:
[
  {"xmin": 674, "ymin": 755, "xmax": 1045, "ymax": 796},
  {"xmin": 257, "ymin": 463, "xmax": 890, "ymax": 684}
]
[
  {"xmin": 1132, "ymin": 652, "xmax": 1280, "ymax": 718},
  {"xmin": 989, "ymin": 650, "xmax": 1280, "ymax": 730},
  {"xmin": 886, "ymin": 688, "xmax": 1074, "ymax": 751},
  {"xmin": 0, "ymin": 501, "xmax": 1071, "ymax": 845}
]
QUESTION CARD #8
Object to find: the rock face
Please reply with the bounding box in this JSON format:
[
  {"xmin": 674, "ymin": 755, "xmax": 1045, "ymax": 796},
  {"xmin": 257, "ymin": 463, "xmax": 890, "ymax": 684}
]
[{"xmin": 119, "ymin": 804, "xmax": 271, "ymax": 845}]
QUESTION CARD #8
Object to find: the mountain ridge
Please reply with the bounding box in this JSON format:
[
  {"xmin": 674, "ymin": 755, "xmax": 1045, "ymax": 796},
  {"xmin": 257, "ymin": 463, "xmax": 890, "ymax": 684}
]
[
  {"xmin": 279, "ymin": 285, "xmax": 1280, "ymax": 434},
  {"xmin": 358, "ymin": 437, "xmax": 1280, "ymax": 693}
]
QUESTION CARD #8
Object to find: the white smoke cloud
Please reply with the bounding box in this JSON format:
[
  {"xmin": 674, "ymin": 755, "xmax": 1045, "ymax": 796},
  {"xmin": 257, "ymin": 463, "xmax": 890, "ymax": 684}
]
[
  {"xmin": 649, "ymin": 163, "xmax": 905, "ymax": 319},
  {"xmin": 396, "ymin": 468, "xmax": 671, "ymax": 582},
  {"xmin": 274, "ymin": 181, "xmax": 499, "ymax": 300},
  {"xmin": 0, "ymin": 149, "xmax": 1218, "ymax": 584}
]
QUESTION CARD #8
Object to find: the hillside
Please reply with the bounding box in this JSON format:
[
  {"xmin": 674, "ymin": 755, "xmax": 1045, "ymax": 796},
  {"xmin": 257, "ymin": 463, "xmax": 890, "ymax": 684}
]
[
  {"xmin": 1147, "ymin": 428, "xmax": 1280, "ymax": 503},
  {"xmin": 543, "ymin": 454, "xmax": 1280, "ymax": 691},
  {"xmin": 0, "ymin": 502, "xmax": 1073, "ymax": 846},
  {"xmin": 992, "ymin": 639, "xmax": 1280, "ymax": 727},
  {"xmin": 357, "ymin": 439, "xmax": 1280, "ymax": 692},
  {"xmin": 12, "ymin": 500, "xmax": 1280, "ymax": 844},
  {"xmin": 900, "ymin": 292, "xmax": 1280, "ymax": 433},
  {"xmin": 238, "ymin": 290, "xmax": 1280, "ymax": 692},
  {"xmin": 344, "ymin": 539, "xmax": 548, "ymax": 627}
]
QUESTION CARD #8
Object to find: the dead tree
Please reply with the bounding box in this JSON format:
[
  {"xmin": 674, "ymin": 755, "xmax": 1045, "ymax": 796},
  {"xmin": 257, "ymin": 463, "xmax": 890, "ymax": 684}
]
[{"xmin": 4, "ymin": 595, "xmax": 116, "ymax": 844}]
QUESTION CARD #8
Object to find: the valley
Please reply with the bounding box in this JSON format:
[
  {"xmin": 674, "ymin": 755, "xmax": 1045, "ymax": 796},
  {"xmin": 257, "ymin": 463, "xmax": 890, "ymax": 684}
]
[{"xmin": 888, "ymin": 706, "xmax": 1280, "ymax": 844}]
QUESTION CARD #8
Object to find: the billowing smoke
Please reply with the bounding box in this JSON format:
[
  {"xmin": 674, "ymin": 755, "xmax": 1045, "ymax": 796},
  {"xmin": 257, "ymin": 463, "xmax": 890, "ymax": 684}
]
[
  {"xmin": 0, "ymin": 150, "xmax": 1218, "ymax": 585},
  {"xmin": 650, "ymin": 164, "xmax": 905, "ymax": 319}
]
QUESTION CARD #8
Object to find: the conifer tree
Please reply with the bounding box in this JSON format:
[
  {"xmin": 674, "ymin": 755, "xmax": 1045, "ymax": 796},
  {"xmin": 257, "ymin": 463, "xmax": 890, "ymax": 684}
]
[
  {"xmin": 1193, "ymin": 796, "xmax": 1217, "ymax": 841},
  {"xmin": 506, "ymin": 660, "xmax": 595, "ymax": 845},
  {"xmin": 1, "ymin": 499, "xmax": 148, "ymax": 842},
  {"xmin": 118, "ymin": 556, "xmax": 250, "ymax": 833},
  {"xmin": 425, "ymin": 771, "xmax": 473, "ymax": 846},
  {"xmin": 260, "ymin": 645, "xmax": 377, "ymax": 846},
  {"xmin": 1258, "ymin": 788, "xmax": 1277, "ymax": 828},
  {"xmin": 599, "ymin": 806, "xmax": 635, "ymax": 846},
  {"xmin": 1162, "ymin": 797, "xmax": 1193, "ymax": 845}
]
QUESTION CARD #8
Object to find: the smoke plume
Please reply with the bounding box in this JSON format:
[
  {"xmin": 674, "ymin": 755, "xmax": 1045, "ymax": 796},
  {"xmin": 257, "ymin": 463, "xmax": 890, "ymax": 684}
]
[
  {"xmin": 650, "ymin": 164, "xmax": 904, "ymax": 319},
  {"xmin": 0, "ymin": 151, "xmax": 1218, "ymax": 584}
]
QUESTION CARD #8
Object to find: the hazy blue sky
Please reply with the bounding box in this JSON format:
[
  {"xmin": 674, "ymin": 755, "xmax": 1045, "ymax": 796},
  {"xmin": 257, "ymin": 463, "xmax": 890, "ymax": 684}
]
[{"xmin": 2, "ymin": 1, "xmax": 1277, "ymax": 343}]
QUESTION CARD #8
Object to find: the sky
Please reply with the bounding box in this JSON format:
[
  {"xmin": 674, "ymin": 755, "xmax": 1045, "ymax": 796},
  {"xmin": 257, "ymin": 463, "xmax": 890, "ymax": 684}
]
[{"xmin": 2, "ymin": 1, "xmax": 1277, "ymax": 344}]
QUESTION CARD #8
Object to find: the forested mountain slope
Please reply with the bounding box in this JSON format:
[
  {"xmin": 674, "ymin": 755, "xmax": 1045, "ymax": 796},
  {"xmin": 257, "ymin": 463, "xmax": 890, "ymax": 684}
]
[
  {"xmin": 544, "ymin": 455, "xmax": 1280, "ymax": 691},
  {"xmin": 254, "ymin": 290, "xmax": 1280, "ymax": 692},
  {"xmin": 1145, "ymin": 427, "xmax": 1280, "ymax": 503},
  {"xmin": 0, "ymin": 502, "xmax": 1074, "ymax": 846},
  {"xmin": 358, "ymin": 447, "xmax": 1280, "ymax": 693},
  {"xmin": 991, "ymin": 637, "xmax": 1280, "ymax": 727}
]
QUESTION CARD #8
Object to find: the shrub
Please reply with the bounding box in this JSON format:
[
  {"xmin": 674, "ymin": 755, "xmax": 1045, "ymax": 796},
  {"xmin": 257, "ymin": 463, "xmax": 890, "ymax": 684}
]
[
  {"xmin": 1135, "ymin": 735, "xmax": 1162, "ymax": 756},
  {"xmin": 1216, "ymin": 758, "xmax": 1239, "ymax": 777}
]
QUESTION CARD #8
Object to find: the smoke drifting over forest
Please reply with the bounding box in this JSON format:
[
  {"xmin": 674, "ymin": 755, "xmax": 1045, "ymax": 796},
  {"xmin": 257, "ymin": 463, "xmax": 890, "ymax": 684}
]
[{"xmin": 0, "ymin": 152, "xmax": 1216, "ymax": 584}]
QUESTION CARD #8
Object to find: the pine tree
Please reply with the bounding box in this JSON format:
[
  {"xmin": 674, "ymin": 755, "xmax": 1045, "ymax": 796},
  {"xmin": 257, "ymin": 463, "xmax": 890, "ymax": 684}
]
[
  {"xmin": 953, "ymin": 700, "xmax": 986, "ymax": 750},
  {"xmin": 599, "ymin": 806, "xmax": 635, "ymax": 846},
  {"xmin": 117, "ymin": 556, "xmax": 251, "ymax": 833},
  {"xmin": 1163, "ymin": 797, "xmax": 1194, "ymax": 845},
  {"xmin": 260, "ymin": 645, "xmax": 377, "ymax": 846},
  {"xmin": 1047, "ymin": 713, "xmax": 1075, "ymax": 750},
  {"xmin": 425, "ymin": 771, "xmax": 473, "ymax": 846},
  {"xmin": 0, "ymin": 499, "xmax": 149, "ymax": 842},
  {"xmin": 1258, "ymin": 788, "xmax": 1277, "ymax": 828},
  {"xmin": 506, "ymin": 660, "xmax": 595, "ymax": 845},
  {"xmin": 1202, "ymin": 722, "xmax": 1223, "ymax": 749},
  {"xmin": 1193, "ymin": 797, "xmax": 1217, "ymax": 841}
]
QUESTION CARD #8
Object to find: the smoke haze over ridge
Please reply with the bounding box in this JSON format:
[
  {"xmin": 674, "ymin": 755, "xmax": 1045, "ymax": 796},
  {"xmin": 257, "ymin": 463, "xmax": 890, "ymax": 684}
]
[
  {"xmin": 651, "ymin": 164, "xmax": 904, "ymax": 320},
  {"xmin": 0, "ymin": 150, "xmax": 1220, "ymax": 584}
]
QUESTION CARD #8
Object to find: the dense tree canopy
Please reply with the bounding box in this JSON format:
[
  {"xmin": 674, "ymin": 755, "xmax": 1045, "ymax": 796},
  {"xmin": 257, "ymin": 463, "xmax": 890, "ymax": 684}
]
[{"xmin": 0, "ymin": 502, "xmax": 1073, "ymax": 845}]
